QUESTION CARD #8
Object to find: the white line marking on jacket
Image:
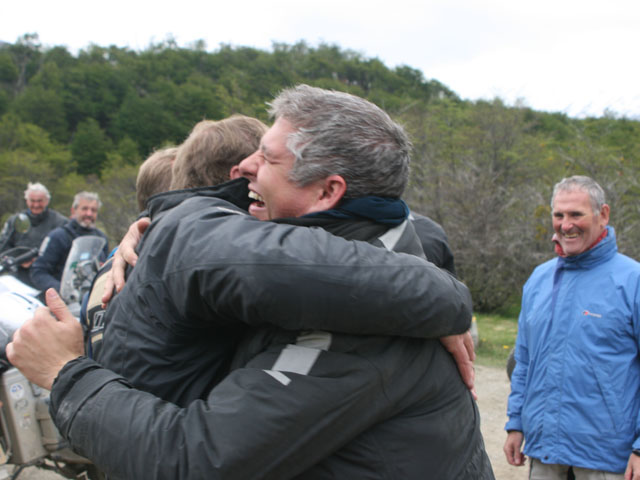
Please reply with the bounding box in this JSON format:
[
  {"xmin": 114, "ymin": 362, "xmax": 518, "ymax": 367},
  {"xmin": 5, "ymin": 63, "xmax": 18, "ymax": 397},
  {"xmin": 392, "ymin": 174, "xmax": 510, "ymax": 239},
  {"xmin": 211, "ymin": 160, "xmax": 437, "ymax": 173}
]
[
  {"xmin": 264, "ymin": 331, "xmax": 332, "ymax": 386},
  {"xmin": 378, "ymin": 220, "xmax": 408, "ymax": 251}
]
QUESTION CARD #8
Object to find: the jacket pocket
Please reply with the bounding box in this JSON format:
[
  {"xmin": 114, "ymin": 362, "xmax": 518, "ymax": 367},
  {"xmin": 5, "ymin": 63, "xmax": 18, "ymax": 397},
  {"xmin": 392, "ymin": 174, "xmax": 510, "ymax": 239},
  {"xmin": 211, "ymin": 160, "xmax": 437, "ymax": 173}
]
[{"xmin": 589, "ymin": 359, "xmax": 623, "ymax": 433}]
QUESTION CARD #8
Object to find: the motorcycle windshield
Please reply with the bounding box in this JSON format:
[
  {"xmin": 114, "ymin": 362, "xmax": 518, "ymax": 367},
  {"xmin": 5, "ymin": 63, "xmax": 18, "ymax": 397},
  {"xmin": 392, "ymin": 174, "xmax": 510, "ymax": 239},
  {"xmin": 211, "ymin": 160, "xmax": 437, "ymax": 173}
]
[{"xmin": 59, "ymin": 236, "xmax": 106, "ymax": 306}]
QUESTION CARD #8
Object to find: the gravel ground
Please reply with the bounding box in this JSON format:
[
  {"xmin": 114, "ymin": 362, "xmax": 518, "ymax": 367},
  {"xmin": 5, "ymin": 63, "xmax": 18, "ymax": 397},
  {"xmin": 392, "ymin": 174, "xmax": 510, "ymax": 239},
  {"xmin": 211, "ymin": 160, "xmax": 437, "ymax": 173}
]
[
  {"xmin": 0, "ymin": 464, "xmax": 65, "ymax": 480},
  {"xmin": 4, "ymin": 364, "xmax": 528, "ymax": 480},
  {"xmin": 476, "ymin": 364, "xmax": 529, "ymax": 480}
]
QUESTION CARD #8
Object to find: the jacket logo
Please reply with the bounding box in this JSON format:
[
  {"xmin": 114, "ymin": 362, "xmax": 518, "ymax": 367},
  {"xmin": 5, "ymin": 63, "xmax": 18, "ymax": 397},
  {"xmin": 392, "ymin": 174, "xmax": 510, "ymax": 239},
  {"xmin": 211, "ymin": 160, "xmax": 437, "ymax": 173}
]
[{"xmin": 582, "ymin": 310, "xmax": 602, "ymax": 318}]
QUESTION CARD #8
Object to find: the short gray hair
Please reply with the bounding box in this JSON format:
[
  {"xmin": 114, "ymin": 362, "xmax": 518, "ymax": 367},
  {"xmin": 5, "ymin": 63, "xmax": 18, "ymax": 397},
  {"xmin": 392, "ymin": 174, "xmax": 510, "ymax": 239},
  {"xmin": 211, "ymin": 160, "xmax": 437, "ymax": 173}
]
[
  {"xmin": 24, "ymin": 182, "xmax": 51, "ymax": 200},
  {"xmin": 268, "ymin": 84, "xmax": 411, "ymax": 199},
  {"xmin": 73, "ymin": 191, "xmax": 102, "ymax": 209},
  {"xmin": 551, "ymin": 175, "xmax": 606, "ymax": 215}
]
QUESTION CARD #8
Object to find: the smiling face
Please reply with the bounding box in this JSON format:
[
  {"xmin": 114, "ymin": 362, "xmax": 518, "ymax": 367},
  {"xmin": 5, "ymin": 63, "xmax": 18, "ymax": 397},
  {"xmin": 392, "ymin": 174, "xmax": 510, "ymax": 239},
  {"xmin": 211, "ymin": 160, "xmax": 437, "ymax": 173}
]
[
  {"xmin": 238, "ymin": 117, "xmax": 340, "ymax": 220},
  {"xmin": 552, "ymin": 189, "xmax": 609, "ymax": 256},
  {"xmin": 71, "ymin": 199, "xmax": 99, "ymax": 228},
  {"xmin": 26, "ymin": 191, "xmax": 49, "ymax": 216}
]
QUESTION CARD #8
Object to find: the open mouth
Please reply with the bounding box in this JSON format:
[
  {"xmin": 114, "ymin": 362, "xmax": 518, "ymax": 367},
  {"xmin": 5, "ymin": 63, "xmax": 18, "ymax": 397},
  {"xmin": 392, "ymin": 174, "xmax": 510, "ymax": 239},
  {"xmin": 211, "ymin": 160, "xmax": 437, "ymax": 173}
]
[
  {"xmin": 247, "ymin": 190, "xmax": 267, "ymax": 219},
  {"xmin": 248, "ymin": 191, "xmax": 264, "ymax": 205}
]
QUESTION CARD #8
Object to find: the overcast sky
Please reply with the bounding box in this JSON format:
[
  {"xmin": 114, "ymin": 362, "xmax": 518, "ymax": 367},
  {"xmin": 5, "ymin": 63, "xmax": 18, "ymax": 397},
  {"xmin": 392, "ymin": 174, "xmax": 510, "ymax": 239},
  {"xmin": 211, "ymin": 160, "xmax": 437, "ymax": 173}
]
[{"xmin": 3, "ymin": 0, "xmax": 639, "ymax": 119}]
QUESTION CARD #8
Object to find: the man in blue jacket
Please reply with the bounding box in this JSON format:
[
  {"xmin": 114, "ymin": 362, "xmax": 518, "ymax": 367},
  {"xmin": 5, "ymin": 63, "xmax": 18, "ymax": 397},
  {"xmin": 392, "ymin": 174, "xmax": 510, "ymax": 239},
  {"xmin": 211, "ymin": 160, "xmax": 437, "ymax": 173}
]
[
  {"xmin": 31, "ymin": 191, "xmax": 109, "ymax": 293},
  {"xmin": 504, "ymin": 175, "xmax": 640, "ymax": 479}
]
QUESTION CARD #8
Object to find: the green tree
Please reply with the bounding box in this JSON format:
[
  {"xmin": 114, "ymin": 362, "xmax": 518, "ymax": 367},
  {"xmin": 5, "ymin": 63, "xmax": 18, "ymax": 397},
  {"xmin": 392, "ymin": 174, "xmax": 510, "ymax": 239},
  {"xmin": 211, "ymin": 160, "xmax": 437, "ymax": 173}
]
[
  {"xmin": 10, "ymin": 85, "xmax": 68, "ymax": 142},
  {"xmin": 94, "ymin": 162, "xmax": 138, "ymax": 245},
  {"xmin": 0, "ymin": 115, "xmax": 68, "ymax": 219},
  {"xmin": 7, "ymin": 33, "xmax": 42, "ymax": 94},
  {"xmin": 71, "ymin": 118, "xmax": 111, "ymax": 175},
  {"xmin": 0, "ymin": 51, "xmax": 19, "ymax": 85},
  {"xmin": 112, "ymin": 92, "xmax": 179, "ymax": 156}
]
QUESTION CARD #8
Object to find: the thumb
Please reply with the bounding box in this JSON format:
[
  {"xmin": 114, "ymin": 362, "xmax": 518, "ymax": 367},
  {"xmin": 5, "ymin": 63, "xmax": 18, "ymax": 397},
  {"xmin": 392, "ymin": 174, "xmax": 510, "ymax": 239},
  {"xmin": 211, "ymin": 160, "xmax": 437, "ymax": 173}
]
[
  {"xmin": 137, "ymin": 217, "xmax": 151, "ymax": 235},
  {"xmin": 45, "ymin": 288, "xmax": 75, "ymax": 323}
]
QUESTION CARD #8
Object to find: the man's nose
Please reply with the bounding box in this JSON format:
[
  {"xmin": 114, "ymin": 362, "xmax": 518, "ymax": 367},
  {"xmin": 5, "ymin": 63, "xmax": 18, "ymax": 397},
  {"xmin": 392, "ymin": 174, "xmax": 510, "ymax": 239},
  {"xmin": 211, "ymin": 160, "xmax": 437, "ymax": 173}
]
[
  {"xmin": 238, "ymin": 152, "xmax": 259, "ymax": 178},
  {"xmin": 561, "ymin": 218, "xmax": 573, "ymax": 232}
]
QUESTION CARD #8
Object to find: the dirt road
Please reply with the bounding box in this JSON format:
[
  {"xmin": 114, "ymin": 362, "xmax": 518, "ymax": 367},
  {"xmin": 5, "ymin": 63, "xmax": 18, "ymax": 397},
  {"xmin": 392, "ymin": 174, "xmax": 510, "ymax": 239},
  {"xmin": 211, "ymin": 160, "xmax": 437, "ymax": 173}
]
[{"xmin": 476, "ymin": 364, "xmax": 528, "ymax": 480}]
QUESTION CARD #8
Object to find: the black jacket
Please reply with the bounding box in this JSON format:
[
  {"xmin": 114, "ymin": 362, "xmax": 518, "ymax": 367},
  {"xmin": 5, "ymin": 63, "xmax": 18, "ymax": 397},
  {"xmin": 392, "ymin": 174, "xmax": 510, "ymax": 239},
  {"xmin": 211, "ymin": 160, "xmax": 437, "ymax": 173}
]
[
  {"xmin": 91, "ymin": 179, "xmax": 471, "ymax": 407},
  {"xmin": 410, "ymin": 211, "xmax": 456, "ymax": 276},
  {"xmin": 30, "ymin": 219, "xmax": 108, "ymax": 292},
  {"xmin": 0, "ymin": 208, "xmax": 68, "ymax": 252},
  {"xmin": 0, "ymin": 208, "xmax": 68, "ymax": 286},
  {"xmin": 52, "ymin": 179, "xmax": 481, "ymax": 479}
]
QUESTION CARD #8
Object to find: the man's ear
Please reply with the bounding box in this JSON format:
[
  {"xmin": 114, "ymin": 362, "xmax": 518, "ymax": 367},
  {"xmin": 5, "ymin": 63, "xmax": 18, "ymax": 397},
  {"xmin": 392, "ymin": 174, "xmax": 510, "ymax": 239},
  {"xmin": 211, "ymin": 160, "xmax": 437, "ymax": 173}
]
[
  {"xmin": 316, "ymin": 175, "xmax": 347, "ymax": 211},
  {"xmin": 229, "ymin": 165, "xmax": 241, "ymax": 179},
  {"xmin": 599, "ymin": 203, "xmax": 610, "ymax": 227}
]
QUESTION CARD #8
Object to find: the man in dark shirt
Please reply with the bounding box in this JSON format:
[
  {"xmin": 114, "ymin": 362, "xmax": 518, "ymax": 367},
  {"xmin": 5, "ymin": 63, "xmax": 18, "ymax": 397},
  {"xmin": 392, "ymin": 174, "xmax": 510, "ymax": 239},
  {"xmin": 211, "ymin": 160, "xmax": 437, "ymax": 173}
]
[
  {"xmin": 0, "ymin": 182, "xmax": 67, "ymax": 286},
  {"xmin": 31, "ymin": 191, "xmax": 108, "ymax": 292}
]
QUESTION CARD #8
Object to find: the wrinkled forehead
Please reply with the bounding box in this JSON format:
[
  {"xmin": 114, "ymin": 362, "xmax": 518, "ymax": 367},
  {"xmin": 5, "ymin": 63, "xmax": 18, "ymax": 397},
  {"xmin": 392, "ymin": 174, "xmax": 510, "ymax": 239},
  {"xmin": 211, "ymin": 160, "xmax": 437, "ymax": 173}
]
[
  {"xmin": 27, "ymin": 192, "xmax": 48, "ymax": 202},
  {"xmin": 76, "ymin": 200, "xmax": 99, "ymax": 210},
  {"xmin": 552, "ymin": 188, "xmax": 593, "ymax": 212},
  {"xmin": 261, "ymin": 117, "xmax": 296, "ymax": 156}
]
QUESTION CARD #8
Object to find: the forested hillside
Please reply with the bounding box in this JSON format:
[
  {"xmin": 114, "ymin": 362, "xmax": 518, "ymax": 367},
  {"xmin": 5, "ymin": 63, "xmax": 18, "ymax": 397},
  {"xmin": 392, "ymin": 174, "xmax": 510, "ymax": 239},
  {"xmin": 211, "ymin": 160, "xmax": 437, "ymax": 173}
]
[{"xmin": 1, "ymin": 33, "xmax": 639, "ymax": 311}]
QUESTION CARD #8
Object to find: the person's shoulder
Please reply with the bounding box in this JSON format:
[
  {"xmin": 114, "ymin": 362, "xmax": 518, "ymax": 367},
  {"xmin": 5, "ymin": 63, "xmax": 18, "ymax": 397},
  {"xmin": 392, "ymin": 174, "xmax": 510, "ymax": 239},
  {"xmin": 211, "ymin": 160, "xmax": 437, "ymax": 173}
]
[
  {"xmin": 37, "ymin": 224, "xmax": 70, "ymax": 256},
  {"xmin": 609, "ymin": 252, "xmax": 640, "ymax": 278},
  {"xmin": 164, "ymin": 195, "xmax": 248, "ymax": 227},
  {"xmin": 613, "ymin": 251, "xmax": 640, "ymax": 265},
  {"xmin": 4, "ymin": 211, "xmax": 20, "ymax": 223},
  {"xmin": 1, "ymin": 211, "xmax": 21, "ymax": 228},
  {"xmin": 45, "ymin": 222, "xmax": 78, "ymax": 248},
  {"xmin": 1, "ymin": 214, "xmax": 15, "ymax": 233},
  {"xmin": 93, "ymin": 227, "xmax": 108, "ymax": 239},
  {"xmin": 182, "ymin": 193, "xmax": 245, "ymax": 211},
  {"xmin": 48, "ymin": 209, "xmax": 69, "ymax": 225},
  {"xmin": 47, "ymin": 223, "xmax": 70, "ymax": 239},
  {"xmin": 525, "ymin": 257, "xmax": 557, "ymax": 283},
  {"xmin": 410, "ymin": 211, "xmax": 447, "ymax": 238}
]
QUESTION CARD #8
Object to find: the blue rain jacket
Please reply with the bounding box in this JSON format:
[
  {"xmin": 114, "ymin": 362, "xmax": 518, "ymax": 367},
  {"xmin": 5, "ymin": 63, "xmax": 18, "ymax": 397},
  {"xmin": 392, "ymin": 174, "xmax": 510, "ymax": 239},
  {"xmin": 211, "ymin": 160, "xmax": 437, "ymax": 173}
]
[{"xmin": 506, "ymin": 226, "xmax": 640, "ymax": 473}]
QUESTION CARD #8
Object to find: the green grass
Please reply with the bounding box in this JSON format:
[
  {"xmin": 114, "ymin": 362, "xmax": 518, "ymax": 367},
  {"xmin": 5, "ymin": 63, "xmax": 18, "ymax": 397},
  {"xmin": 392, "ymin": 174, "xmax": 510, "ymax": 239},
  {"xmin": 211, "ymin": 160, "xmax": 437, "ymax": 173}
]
[{"xmin": 474, "ymin": 313, "xmax": 518, "ymax": 368}]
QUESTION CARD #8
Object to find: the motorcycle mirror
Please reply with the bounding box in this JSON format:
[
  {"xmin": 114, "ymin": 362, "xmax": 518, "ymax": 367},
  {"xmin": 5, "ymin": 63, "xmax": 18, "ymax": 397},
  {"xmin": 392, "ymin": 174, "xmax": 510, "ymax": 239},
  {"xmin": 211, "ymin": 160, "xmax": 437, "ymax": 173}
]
[{"xmin": 14, "ymin": 213, "xmax": 31, "ymax": 234}]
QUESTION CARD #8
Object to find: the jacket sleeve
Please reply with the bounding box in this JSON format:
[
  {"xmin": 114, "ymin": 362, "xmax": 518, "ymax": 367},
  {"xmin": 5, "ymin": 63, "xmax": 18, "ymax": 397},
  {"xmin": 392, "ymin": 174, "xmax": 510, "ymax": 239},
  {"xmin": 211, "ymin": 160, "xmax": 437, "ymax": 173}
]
[
  {"xmin": 634, "ymin": 281, "xmax": 640, "ymax": 451},
  {"xmin": 0, "ymin": 216, "xmax": 16, "ymax": 252},
  {"xmin": 30, "ymin": 232, "xmax": 65, "ymax": 292},
  {"xmin": 51, "ymin": 354, "xmax": 387, "ymax": 480},
  {"xmin": 160, "ymin": 214, "xmax": 472, "ymax": 339},
  {"xmin": 505, "ymin": 286, "xmax": 531, "ymax": 432},
  {"xmin": 100, "ymin": 236, "xmax": 109, "ymax": 262},
  {"xmin": 410, "ymin": 212, "xmax": 456, "ymax": 276}
]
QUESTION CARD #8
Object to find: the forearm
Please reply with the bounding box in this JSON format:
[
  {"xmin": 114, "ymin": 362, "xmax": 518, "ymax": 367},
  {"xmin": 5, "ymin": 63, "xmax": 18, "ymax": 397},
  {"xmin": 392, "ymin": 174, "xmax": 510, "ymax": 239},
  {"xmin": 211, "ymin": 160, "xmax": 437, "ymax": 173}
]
[
  {"xmin": 184, "ymin": 244, "xmax": 472, "ymax": 338},
  {"xmin": 30, "ymin": 248, "xmax": 63, "ymax": 292},
  {"xmin": 30, "ymin": 266, "xmax": 60, "ymax": 292},
  {"xmin": 51, "ymin": 357, "xmax": 381, "ymax": 480},
  {"xmin": 506, "ymin": 339, "xmax": 529, "ymax": 431}
]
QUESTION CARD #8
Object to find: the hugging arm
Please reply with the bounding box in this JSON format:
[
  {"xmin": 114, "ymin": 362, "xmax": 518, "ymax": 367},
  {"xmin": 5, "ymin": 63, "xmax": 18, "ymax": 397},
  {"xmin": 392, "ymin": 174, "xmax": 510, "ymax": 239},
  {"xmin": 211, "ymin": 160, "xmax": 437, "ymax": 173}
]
[
  {"xmin": 50, "ymin": 352, "xmax": 386, "ymax": 480},
  {"xmin": 163, "ymin": 215, "xmax": 473, "ymax": 339}
]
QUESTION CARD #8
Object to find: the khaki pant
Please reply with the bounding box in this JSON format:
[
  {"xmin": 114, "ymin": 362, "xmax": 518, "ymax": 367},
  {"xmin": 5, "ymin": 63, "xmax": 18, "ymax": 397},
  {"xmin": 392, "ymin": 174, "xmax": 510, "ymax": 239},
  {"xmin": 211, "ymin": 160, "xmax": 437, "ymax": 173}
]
[{"xmin": 530, "ymin": 458, "xmax": 624, "ymax": 480}]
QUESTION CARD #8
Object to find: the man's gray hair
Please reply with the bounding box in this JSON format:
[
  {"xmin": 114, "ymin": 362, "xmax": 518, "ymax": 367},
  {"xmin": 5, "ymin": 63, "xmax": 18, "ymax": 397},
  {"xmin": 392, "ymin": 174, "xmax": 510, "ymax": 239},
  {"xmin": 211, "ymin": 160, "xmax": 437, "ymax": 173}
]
[
  {"xmin": 73, "ymin": 191, "xmax": 102, "ymax": 209},
  {"xmin": 24, "ymin": 182, "xmax": 51, "ymax": 200},
  {"xmin": 268, "ymin": 84, "xmax": 411, "ymax": 199},
  {"xmin": 551, "ymin": 175, "xmax": 606, "ymax": 215}
]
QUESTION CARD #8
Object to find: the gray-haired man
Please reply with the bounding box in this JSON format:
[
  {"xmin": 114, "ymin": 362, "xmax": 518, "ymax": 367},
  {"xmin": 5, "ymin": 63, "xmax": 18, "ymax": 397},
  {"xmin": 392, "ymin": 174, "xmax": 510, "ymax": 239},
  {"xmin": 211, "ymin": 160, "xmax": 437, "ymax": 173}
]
[
  {"xmin": 10, "ymin": 86, "xmax": 492, "ymax": 479},
  {"xmin": 31, "ymin": 191, "xmax": 109, "ymax": 292},
  {"xmin": 0, "ymin": 182, "xmax": 67, "ymax": 286},
  {"xmin": 504, "ymin": 176, "xmax": 640, "ymax": 479}
]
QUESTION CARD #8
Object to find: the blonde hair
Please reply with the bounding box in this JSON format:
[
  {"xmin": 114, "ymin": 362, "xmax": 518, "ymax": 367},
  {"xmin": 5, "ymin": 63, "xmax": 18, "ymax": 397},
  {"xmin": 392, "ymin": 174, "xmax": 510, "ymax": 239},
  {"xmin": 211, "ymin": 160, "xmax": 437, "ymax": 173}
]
[
  {"xmin": 170, "ymin": 115, "xmax": 268, "ymax": 190},
  {"xmin": 136, "ymin": 147, "xmax": 178, "ymax": 211}
]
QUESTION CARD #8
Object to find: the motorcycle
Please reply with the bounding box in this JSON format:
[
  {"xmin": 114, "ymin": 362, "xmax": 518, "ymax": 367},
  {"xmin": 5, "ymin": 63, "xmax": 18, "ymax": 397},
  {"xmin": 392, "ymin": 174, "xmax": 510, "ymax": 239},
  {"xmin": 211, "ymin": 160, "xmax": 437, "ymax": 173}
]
[{"xmin": 0, "ymin": 236, "xmax": 106, "ymax": 480}]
